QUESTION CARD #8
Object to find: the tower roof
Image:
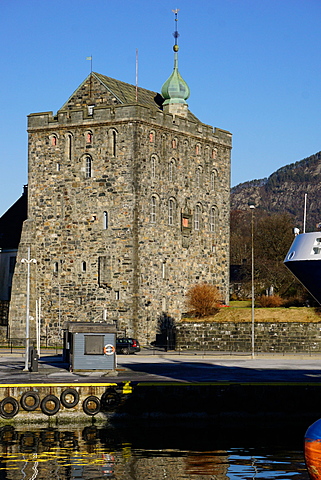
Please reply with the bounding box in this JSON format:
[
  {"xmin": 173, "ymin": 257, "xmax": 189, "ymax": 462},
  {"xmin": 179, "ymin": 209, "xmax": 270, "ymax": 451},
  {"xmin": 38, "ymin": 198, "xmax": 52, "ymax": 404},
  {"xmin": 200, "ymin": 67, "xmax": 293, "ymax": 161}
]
[{"xmin": 161, "ymin": 10, "xmax": 190, "ymax": 116}]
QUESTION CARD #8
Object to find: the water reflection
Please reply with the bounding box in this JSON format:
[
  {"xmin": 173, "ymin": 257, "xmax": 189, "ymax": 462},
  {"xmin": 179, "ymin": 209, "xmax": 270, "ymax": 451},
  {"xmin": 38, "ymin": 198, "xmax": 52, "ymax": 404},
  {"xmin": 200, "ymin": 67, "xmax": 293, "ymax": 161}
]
[{"xmin": 0, "ymin": 423, "xmax": 309, "ymax": 479}]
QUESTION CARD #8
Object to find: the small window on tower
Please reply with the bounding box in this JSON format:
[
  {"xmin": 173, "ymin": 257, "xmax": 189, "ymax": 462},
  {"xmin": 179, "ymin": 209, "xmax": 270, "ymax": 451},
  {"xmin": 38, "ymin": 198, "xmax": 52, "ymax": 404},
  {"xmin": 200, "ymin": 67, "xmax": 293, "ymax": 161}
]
[
  {"xmin": 85, "ymin": 156, "xmax": 92, "ymax": 178},
  {"xmin": 103, "ymin": 211, "xmax": 108, "ymax": 230},
  {"xmin": 86, "ymin": 132, "xmax": 93, "ymax": 144}
]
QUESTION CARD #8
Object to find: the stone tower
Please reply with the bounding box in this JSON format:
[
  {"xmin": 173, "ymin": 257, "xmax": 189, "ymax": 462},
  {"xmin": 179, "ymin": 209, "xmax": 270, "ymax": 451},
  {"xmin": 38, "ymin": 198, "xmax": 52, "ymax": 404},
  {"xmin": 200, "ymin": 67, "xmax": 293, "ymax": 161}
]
[{"xmin": 9, "ymin": 27, "xmax": 231, "ymax": 345}]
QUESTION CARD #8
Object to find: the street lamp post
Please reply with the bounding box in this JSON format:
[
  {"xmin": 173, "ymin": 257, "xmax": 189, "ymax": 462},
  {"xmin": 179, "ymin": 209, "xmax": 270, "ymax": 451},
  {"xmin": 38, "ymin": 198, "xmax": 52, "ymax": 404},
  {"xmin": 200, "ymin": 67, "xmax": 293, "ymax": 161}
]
[
  {"xmin": 249, "ymin": 204, "xmax": 255, "ymax": 358},
  {"xmin": 21, "ymin": 247, "xmax": 37, "ymax": 371}
]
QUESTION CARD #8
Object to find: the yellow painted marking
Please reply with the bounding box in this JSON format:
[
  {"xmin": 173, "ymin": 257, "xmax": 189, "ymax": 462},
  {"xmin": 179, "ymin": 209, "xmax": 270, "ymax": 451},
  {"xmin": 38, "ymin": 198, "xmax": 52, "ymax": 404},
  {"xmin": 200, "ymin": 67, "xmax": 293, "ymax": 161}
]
[
  {"xmin": 122, "ymin": 381, "xmax": 132, "ymax": 394},
  {"xmin": 0, "ymin": 383, "xmax": 118, "ymax": 388}
]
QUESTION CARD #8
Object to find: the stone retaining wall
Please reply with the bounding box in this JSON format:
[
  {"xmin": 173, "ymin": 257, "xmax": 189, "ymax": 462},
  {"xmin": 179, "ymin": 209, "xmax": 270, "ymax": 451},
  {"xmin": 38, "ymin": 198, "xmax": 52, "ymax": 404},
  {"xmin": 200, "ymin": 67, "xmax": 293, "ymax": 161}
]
[{"xmin": 175, "ymin": 322, "xmax": 321, "ymax": 353}]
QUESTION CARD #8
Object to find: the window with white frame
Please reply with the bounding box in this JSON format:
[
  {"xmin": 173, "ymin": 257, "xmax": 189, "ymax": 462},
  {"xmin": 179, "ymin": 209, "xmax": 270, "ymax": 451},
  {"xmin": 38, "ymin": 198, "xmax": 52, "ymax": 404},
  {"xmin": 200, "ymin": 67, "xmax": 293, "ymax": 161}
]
[
  {"xmin": 169, "ymin": 159, "xmax": 175, "ymax": 182},
  {"xmin": 103, "ymin": 211, "xmax": 108, "ymax": 230},
  {"xmin": 211, "ymin": 170, "xmax": 217, "ymax": 191},
  {"xmin": 196, "ymin": 167, "xmax": 202, "ymax": 187},
  {"xmin": 194, "ymin": 204, "xmax": 201, "ymax": 230},
  {"xmin": 168, "ymin": 198, "xmax": 175, "ymax": 225},
  {"xmin": 150, "ymin": 196, "xmax": 157, "ymax": 223},
  {"xmin": 162, "ymin": 261, "xmax": 166, "ymax": 279},
  {"xmin": 151, "ymin": 155, "xmax": 157, "ymax": 179},
  {"xmin": 210, "ymin": 206, "xmax": 217, "ymax": 233},
  {"xmin": 85, "ymin": 156, "xmax": 92, "ymax": 178}
]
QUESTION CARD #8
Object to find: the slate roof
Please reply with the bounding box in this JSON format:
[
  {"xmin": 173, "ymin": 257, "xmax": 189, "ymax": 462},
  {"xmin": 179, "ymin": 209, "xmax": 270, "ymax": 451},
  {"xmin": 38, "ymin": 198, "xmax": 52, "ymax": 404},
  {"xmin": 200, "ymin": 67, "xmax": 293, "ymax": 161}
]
[
  {"xmin": 0, "ymin": 188, "xmax": 27, "ymax": 249},
  {"xmin": 93, "ymin": 72, "xmax": 164, "ymax": 109},
  {"xmin": 60, "ymin": 72, "xmax": 200, "ymax": 123}
]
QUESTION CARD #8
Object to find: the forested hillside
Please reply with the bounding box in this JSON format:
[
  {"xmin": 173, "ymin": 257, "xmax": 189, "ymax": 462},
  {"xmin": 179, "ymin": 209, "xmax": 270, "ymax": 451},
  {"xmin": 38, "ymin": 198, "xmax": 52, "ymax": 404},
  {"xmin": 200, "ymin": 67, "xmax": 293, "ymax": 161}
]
[{"xmin": 231, "ymin": 151, "xmax": 321, "ymax": 231}]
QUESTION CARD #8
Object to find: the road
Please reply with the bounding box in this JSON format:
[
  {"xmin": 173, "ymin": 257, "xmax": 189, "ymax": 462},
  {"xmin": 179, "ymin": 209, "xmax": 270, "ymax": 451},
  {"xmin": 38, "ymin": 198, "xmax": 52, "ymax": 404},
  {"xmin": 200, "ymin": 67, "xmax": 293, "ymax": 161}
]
[{"xmin": 0, "ymin": 349, "xmax": 320, "ymax": 384}]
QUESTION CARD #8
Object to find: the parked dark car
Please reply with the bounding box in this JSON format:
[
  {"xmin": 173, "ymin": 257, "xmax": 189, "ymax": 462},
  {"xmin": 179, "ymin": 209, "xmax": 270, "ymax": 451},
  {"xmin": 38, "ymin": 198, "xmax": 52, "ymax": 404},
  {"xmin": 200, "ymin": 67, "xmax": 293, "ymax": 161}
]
[{"xmin": 116, "ymin": 338, "xmax": 140, "ymax": 354}]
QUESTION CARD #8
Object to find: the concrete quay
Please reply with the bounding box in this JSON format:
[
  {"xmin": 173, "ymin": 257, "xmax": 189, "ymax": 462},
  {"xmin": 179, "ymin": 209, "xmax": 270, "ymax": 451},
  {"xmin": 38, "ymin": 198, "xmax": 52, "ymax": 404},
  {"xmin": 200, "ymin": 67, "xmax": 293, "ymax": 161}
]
[{"xmin": 0, "ymin": 349, "xmax": 320, "ymax": 424}]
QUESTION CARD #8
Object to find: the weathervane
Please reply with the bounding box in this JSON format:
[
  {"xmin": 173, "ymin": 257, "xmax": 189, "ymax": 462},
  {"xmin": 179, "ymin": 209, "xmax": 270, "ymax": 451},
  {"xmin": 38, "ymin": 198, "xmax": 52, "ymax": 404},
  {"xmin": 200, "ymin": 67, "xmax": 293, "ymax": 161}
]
[{"xmin": 172, "ymin": 8, "xmax": 180, "ymax": 52}]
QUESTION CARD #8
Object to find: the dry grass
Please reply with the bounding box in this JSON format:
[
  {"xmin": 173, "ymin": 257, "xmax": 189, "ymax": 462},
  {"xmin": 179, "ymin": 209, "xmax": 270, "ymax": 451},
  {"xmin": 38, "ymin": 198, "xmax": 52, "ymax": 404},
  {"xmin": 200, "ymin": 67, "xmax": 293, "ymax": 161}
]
[{"xmin": 181, "ymin": 306, "xmax": 321, "ymax": 323}]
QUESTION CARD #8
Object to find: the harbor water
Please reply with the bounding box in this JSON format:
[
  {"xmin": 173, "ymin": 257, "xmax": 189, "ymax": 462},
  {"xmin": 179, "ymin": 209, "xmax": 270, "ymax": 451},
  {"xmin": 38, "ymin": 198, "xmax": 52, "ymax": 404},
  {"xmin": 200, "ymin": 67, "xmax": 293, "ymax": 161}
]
[{"xmin": 0, "ymin": 420, "xmax": 311, "ymax": 479}]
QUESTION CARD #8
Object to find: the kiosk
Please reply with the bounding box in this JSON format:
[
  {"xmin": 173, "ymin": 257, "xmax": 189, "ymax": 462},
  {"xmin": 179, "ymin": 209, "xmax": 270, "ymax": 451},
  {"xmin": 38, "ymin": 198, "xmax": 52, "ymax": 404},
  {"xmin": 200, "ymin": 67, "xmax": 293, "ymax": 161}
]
[{"xmin": 63, "ymin": 322, "xmax": 117, "ymax": 371}]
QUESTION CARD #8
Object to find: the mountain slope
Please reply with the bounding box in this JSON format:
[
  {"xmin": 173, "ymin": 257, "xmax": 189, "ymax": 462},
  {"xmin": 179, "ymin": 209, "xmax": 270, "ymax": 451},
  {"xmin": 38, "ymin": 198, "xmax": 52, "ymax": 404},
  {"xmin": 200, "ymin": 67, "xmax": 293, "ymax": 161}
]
[{"xmin": 231, "ymin": 151, "xmax": 321, "ymax": 230}]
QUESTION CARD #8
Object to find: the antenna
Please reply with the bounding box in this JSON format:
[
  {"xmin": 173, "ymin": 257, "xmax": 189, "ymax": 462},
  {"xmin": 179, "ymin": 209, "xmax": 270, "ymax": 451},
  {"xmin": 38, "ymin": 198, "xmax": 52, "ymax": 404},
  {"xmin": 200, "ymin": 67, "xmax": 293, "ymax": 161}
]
[
  {"xmin": 86, "ymin": 56, "xmax": 93, "ymax": 99},
  {"xmin": 172, "ymin": 9, "xmax": 180, "ymax": 51},
  {"xmin": 303, "ymin": 193, "xmax": 307, "ymax": 233},
  {"xmin": 135, "ymin": 48, "xmax": 138, "ymax": 103}
]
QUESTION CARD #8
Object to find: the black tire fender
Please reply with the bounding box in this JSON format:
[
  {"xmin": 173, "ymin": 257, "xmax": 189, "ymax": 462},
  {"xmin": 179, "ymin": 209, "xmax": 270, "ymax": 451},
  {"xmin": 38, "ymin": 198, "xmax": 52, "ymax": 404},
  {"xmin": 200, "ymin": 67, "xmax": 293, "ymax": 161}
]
[
  {"xmin": 20, "ymin": 391, "xmax": 40, "ymax": 411},
  {"xmin": 82, "ymin": 396, "xmax": 100, "ymax": 416},
  {"xmin": 60, "ymin": 388, "xmax": 79, "ymax": 408},
  {"xmin": 0, "ymin": 397, "xmax": 19, "ymax": 418},
  {"xmin": 41, "ymin": 394, "xmax": 60, "ymax": 416},
  {"xmin": 101, "ymin": 388, "xmax": 121, "ymax": 411}
]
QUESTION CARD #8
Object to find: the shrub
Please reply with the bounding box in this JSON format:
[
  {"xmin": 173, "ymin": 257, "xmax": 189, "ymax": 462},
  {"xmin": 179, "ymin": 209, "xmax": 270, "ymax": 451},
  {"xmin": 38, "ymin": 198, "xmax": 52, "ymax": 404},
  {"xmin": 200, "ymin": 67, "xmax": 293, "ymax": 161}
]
[
  {"xmin": 186, "ymin": 283, "xmax": 221, "ymax": 318},
  {"xmin": 258, "ymin": 295, "xmax": 283, "ymax": 308}
]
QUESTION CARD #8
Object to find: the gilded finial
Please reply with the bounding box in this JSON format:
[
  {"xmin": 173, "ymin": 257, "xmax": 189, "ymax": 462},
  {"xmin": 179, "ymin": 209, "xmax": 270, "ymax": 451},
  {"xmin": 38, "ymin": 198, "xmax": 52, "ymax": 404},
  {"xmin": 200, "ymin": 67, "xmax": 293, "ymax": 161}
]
[{"xmin": 172, "ymin": 9, "xmax": 180, "ymax": 52}]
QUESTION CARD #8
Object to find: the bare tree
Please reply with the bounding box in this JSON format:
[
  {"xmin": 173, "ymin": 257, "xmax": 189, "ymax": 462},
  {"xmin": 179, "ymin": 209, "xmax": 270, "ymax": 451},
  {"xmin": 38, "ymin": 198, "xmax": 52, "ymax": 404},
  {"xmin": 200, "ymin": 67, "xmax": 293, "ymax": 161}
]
[{"xmin": 186, "ymin": 283, "xmax": 221, "ymax": 318}]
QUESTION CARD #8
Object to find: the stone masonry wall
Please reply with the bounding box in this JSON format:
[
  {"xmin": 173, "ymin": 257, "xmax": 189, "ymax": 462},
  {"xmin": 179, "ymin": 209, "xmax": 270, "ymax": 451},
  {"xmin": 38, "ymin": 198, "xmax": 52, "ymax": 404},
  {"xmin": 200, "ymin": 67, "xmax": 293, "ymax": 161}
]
[{"xmin": 176, "ymin": 322, "xmax": 321, "ymax": 353}]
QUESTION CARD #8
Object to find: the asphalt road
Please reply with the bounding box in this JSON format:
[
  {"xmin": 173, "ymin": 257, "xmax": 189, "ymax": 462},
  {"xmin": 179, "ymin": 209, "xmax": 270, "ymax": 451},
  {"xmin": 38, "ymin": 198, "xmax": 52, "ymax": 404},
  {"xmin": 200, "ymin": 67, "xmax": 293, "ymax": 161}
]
[{"xmin": 0, "ymin": 350, "xmax": 320, "ymax": 384}]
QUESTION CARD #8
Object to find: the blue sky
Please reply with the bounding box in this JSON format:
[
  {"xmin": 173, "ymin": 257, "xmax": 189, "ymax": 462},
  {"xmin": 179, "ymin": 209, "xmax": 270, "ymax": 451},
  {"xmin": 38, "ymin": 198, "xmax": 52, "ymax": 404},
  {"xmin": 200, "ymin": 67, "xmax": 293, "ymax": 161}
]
[{"xmin": 1, "ymin": 0, "xmax": 321, "ymax": 216}]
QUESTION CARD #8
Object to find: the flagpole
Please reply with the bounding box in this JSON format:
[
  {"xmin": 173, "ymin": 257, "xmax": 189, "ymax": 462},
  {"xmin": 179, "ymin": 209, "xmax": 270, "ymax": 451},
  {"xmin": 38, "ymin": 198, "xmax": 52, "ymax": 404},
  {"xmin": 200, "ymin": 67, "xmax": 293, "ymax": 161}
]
[
  {"xmin": 86, "ymin": 56, "xmax": 93, "ymax": 73},
  {"xmin": 135, "ymin": 49, "xmax": 138, "ymax": 103}
]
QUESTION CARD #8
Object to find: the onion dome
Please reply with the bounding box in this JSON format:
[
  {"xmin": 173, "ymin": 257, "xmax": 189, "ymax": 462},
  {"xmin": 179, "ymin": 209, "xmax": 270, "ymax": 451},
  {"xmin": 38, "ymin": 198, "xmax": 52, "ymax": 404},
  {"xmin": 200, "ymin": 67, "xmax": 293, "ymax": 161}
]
[{"xmin": 161, "ymin": 10, "xmax": 190, "ymax": 116}]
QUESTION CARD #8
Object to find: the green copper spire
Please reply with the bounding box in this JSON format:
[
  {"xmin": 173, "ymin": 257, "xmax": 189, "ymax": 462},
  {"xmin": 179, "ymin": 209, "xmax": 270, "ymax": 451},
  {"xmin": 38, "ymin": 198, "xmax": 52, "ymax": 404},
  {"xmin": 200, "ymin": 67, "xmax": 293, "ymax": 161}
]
[{"xmin": 161, "ymin": 9, "xmax": 190, "ymax": 116}]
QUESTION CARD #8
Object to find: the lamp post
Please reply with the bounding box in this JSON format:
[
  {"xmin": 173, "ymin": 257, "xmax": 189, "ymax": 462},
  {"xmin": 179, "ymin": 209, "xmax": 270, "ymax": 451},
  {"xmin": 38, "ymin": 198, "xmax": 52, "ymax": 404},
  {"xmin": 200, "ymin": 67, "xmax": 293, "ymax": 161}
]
[
  {"xmin": 249, "ymin": 204, "xmax": 255, "ymax": 358},
  {"xmin": 21, "ymin": 247, "xmax": 37, "ymax": 371}
]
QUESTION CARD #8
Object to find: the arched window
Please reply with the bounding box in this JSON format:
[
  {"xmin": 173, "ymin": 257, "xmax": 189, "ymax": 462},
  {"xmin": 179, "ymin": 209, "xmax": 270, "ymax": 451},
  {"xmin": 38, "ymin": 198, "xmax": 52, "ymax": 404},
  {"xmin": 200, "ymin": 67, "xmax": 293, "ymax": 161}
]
[
  {"xmin": 53, "ymin": 262, "xmax": 58, "ymax": 273},
  {"xmin": 66, "ymin": 133, "xmax": 72, "ymax": 160},
  {"xmin": 81, "ymin": 261, "xmax": 87, "ymax": 273},
  {"xmin": 195, "ymin": 143, "xmax": 201, "ymax": 155},
  {"xmin": 149, "ymin": 131, "xmax": 155, "ymax": 143},
  {"xmin": 162, "ymin": 261, "xmax": 167, "ymax": 279},
  {"xmin": 50, "ymin": 134, "xmax": 57, "ymax": 146},
  {"xmin": 150, "ymin": 196, "xmax": 157, "ymax": 223},
  {"xmin": 210, "ymin": 206, "xmax": 218, "ymax": 233},
  {"xmin": 196, "ymin": 166, "xmax": 202, "ymax": 187},
  {"xmin": 103, "ymin": 211, "xmax": 108, "ymax": 230},
  {"xmin": 108, "ymin": 129, "xmax": 117, "ymax": 156},
  {"xmin": 172, "ymin": 138, "xmax": 177, "ymax": 149},
  {"xmin": 86, "ymin": 131, "xmax": 93, "ymax": 144},
  {"xmin": 112, "ymin": 130, "xmax": 116, "ymax": 156},
  {"xmin": 168, "ymin": 198, "xmax": 175, "ymax": 225},
  {"xmin": 194, "ymin": 204, "xmax": 201, "ymax": 230},
  {"xmin": 212, "ymin": 148, "xmax": 217, "ymax": 159},
  {"xmin": 151, "ymin": 155, "xmax": 157, "ymax": 179},
  {"xmin": 211, "ymin": 170, "xmax": 218, "ymax": 191},
  {"xmin": 205, "ymin": 146, "xmax": 210, "ymax": 162},
  {"xmin": 85, "ymin": 156, "xmax": 92, "ymax": 178},
  {"xmin": 168, "ymin": 159, "xmax": 175, "ymax": 182}
]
